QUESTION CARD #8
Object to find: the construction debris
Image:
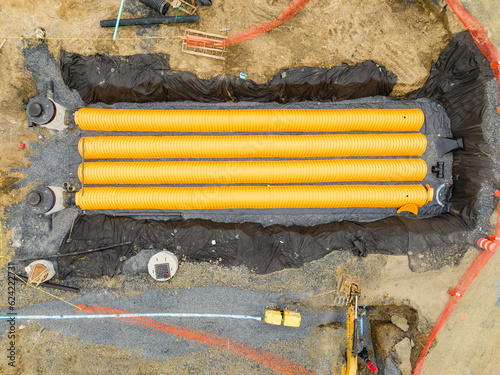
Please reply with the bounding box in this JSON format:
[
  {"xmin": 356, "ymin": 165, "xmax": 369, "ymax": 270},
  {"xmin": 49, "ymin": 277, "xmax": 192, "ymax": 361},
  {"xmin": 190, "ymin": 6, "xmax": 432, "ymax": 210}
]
[{"xmin": 391, "ymin": 315, "xmax": 410, "ymax": 332}]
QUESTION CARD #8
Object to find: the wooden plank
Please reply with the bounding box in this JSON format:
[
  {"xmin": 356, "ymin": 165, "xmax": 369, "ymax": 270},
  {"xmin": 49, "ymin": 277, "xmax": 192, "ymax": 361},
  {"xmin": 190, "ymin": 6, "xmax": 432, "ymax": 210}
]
[
  {"xmin": 182, "ymin": 42, "xmax": 226, "ymax": 60},
  {"xmin": 182, "ymin": 50, "xmax": 226, "ymax": 60},
  {"xmin": 185, "ymin": 28, "xmax": 228, "ymax": 40},
  {"xmin": 182, "ymin": 41, "xmax": 227, "ymax": 54},
  {"xmin": 182, "ymin": 29, "xmax": 228, "ymax": 60}
]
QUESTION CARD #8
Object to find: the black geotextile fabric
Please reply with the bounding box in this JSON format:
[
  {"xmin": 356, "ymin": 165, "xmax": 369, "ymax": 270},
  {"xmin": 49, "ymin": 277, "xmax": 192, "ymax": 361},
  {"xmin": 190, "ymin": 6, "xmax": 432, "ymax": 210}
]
[
  {"xmin": 57, "ymin": 214, "xmax": 410, "ymax": 278},
  {"xmin": 60, "ymin": 52, "xmax": 397, "ymax": 104},
  {"xmin": 408, "ymin": 32, "xmax": 495, "ymax": 219},
  {"xmin": 58, "ymin": 32, "xmax": 497, "ymax": 278}
]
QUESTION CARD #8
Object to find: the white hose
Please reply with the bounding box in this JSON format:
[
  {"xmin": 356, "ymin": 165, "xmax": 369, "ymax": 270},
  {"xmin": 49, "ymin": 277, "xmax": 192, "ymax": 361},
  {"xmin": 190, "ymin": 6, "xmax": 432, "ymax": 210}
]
[{"xmin": 0, "ymin": 312, "xmax": 262, "ymax": 321}]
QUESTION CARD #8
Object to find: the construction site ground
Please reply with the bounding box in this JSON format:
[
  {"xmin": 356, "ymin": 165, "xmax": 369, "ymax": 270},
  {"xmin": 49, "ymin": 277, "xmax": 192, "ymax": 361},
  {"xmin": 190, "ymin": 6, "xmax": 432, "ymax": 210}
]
[{"xmin": 0, "ymin": 0, "xmax": 499, "ymax": 374}]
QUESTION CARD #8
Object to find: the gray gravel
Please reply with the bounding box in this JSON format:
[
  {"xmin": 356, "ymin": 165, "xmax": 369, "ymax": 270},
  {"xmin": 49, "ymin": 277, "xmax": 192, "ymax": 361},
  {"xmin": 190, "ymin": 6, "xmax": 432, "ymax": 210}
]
[{"xmin": 11, "ymin": 286, "xmax": 345, "ymax": 361}]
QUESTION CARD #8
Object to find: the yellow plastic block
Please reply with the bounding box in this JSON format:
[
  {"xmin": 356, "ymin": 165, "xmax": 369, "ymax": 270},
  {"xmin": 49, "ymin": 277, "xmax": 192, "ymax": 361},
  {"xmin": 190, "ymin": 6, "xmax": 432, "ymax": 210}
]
[
  {"xmin": 283, "ymin": 311, "xmax": 301, "ymax": 327},
  {"xmin": 264, "ymin": 310, "xmax": 283, "ymax": 326}
]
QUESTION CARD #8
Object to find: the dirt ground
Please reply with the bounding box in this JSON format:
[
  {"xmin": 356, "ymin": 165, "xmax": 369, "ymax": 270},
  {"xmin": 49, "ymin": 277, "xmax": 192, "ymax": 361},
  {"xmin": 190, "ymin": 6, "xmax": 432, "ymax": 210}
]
[{"xmin": 0, "ymin": 0, "xmax": 499, "ymax": 374}]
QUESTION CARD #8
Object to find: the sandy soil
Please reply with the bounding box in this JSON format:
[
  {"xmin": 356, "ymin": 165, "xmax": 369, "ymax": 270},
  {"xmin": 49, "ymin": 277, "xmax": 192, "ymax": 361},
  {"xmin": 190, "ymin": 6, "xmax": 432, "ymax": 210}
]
[{"xmin": 0, "ymin": 0, "xmax": 499, "ymax": 374}]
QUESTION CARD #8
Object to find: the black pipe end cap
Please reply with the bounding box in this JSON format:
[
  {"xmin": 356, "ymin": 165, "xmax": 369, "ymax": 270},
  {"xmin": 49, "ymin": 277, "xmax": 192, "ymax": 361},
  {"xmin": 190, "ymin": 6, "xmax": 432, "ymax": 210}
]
[
  {"xmin": 26, "ymin": 97, "xmax": 55, "ymax": 126},
  {"xmin": 27, "ymin": 186, "xmax": 55, "ymax": 214},
  {"xmin": 29, "ymin": 103, "xmax": 43, "ymax": 117},
  {"xmin": 27, "ymin": 191, "xmax": 42, "ymax": 206}
]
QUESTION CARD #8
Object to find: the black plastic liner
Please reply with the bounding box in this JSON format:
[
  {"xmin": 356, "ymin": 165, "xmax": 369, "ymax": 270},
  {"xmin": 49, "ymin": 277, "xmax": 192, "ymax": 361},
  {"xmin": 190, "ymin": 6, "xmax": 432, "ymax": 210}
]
[
  {"xmin": 58, "ymin": 32, "xmax": 498, "ymax": 278},
  {"xmin": 57, "ymin": 214, "xmax": 408, "ymax": 278},
  {"xmin": 407, "ymin": 35, "xmax": 495, "ymax": 218},
  {"xmin": 61, "ymin": 52, "xmax": 397, "ymax": 104}
]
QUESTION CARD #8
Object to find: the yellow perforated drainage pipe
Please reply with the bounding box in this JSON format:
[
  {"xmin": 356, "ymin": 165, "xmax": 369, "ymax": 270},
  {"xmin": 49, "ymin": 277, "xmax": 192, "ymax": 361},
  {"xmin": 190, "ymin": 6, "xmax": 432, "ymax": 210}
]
[
  {"xmin": 78, "ymin": 134, "xmax": 427, "ymax": 159},
  {"xmin": 74, "ymin": 108, "xmax": 424, "ymax": 132},
  {"xmin": 75, "ymin": 185, "xmax": 434, "ymax": 212},
  {"xmin": 78, "ymin": 159, "xmax": 428, "ymax": 185}
]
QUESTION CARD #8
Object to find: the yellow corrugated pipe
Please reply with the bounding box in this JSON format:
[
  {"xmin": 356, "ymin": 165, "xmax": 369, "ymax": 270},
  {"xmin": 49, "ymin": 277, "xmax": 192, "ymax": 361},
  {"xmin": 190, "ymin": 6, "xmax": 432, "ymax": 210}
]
[
  {"xmin": 78, "ymin": 159, "xmax": 428, "ymax": 185},
  {"xmin": 74, "ymin": 108, "xmax": 424, "ymax": 133},
  {"xmin": 78, "ymin": 134, "xmax": 427, "ymax": 159},
  {"xmin": 75, "ymin": 185, "xmax": 434, "ymax": 211}
]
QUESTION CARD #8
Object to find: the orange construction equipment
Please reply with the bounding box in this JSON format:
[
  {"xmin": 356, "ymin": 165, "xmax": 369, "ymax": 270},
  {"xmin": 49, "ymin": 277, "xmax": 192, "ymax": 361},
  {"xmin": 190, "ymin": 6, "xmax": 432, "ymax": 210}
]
[
  {"xmin": 78, "ymin": 159, "xmax": 427, "ymax": 185},
  {"xmin": 74, "ymin": 108, "xmax": 424, "ymax": 133},
  {"xmin": 75, "ymin": 185, "xmax": 434, "ymax": 212},
  {"xmin": 78, "ymin": 134, "xmax": 427, "ymax": 159}
]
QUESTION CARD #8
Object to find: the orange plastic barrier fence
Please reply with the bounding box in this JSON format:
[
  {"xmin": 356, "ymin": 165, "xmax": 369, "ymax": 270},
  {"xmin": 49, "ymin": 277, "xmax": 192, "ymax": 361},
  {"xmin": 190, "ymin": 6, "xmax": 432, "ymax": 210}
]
[
  {"xmin": 412, "ymin": 191, "xmax": 500, "ymax": 375},
  {"xmin": 77, "ymin": 305, "xmax": 315, "ymax": 375},
  {"xmin": 223, "ymin": 0, "xmax": 311, "ymax": 47},
  {"xmin": 75, "ymin": 185, "xmax": 433, "ymax": 211},
  {"xmin": 184, "ymin": 0, "xmax": 311, "ymax": 49},
  {"xmin": 185, "ymin": 34, "xmax": 225, "ymax": 49},
  {"xmin": 74, "ymin": 108, "xmax": 424, "ymax": 133},
  {"xmin": 447, "ymin": 0, "xmax": 500, "ymax": 110},
  {"xmin": 78, "ymin": 159, "xmax": 427, "ymax": 185},
  {"xmin": 78, "ymin": 134, "xmax": 427, "ymax": 159}
]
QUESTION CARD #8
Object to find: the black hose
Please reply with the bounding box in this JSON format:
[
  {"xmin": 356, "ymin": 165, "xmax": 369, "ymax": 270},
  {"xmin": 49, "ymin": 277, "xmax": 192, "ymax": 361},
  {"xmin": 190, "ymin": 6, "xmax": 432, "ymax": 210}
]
[
  {"xmin": 15, "ymin": 241, "xmax": 132, "ymax": 262},
  {"xmin": 139, "ymin": 0, "xmax": 170, "ymax": 15},
  {"xmin": 100, "ymin": 15, "xmax": 200, "ymax": 28},
  {"xmin": 15, "ymin": 274, "xmax": 80, "ymax": 293}
]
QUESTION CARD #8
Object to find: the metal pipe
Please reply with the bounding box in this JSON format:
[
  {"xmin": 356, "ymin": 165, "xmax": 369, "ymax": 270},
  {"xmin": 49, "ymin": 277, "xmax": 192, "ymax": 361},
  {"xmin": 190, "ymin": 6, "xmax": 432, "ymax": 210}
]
[
  {"xmin": 353, "ymin": 295, "xmax": 358, "ymax": 354},
  {"xmin": 0, "ymin": 312, "xmax": 263, "ymax": 321},
  {"xmin": 101, "ymin": 15, "xmax": 200, "ymax": 28}
]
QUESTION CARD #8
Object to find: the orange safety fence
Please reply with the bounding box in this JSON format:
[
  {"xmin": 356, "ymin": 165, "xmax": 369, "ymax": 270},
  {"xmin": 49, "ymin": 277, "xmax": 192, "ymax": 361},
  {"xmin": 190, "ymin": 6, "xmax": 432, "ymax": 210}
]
[
  {"xmin": 223, "ymin": 0, "xmax": 311, "ymax": 47},
  {"xmin": 185, "ymin": 34, "xmax": 225, "ymax": 49},
  {"xmin": 77, "ymin": 304, "xmax": 315, "ymax": 375},
  {"xmin": 412, "ymin": 191, "xmax": 500, "ymax": 375},
  {"xmin": 185, "ymin": 0, "xmax": 311, "ymax": 49},
  {"xmin": 446, "ymin": 0, "xmax": 500, "ymax": 110}
]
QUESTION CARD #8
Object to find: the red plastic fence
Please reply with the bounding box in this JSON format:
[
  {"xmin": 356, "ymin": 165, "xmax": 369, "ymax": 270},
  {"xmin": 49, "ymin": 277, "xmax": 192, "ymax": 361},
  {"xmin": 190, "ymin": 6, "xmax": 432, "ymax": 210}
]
[
  {"xmin": 77, "ymin": 304, "xmax": 315, "ymax": 375},
  {"xmin": 412, "ymin": 191, "xmax": 500, "ymax": 375},
  {"xmin": 185, "ymin": 0, "xmax": 311, "ymax": 49},
  {"xmin": 223, "ymin": 0, "xmax": 311, "ymax": 47},
  {"xmin": 185, "ymin": 34, "xmax": 225, "ymax": 49},
  {"xmin": 446, "ymin": 0, "xmax": 500, "ymax": 110}
]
